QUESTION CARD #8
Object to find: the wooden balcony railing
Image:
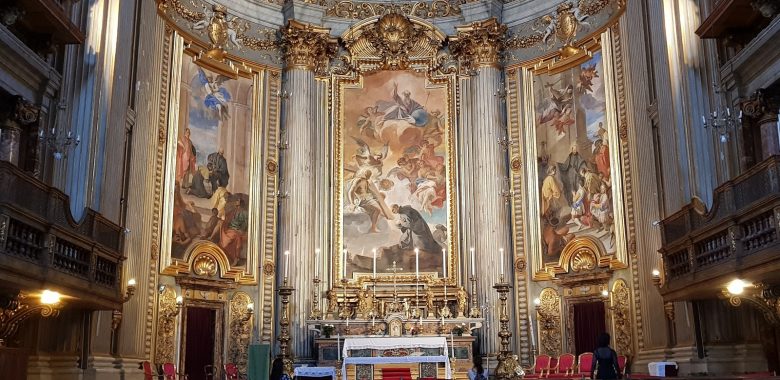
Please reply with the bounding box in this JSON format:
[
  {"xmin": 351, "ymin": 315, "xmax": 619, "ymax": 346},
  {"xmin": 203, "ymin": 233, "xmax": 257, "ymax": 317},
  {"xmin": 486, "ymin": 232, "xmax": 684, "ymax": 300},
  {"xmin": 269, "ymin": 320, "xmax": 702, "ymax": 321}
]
[
  {"xmin": 658, "ymin": 155, "xmax": 780, "ymax": 300},
  {"xmin": 0, "ymin": 161, "xmax": 125, "ymax": 309}
]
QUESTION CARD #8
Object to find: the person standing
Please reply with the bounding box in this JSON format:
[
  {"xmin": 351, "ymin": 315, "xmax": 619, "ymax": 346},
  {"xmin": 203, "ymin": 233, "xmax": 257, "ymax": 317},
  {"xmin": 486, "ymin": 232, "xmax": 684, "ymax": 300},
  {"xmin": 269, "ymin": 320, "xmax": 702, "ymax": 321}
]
[
  {"xmin": 468, "ymin": 355, "xmax": 488, "ymax": 380},
  {"xmin": 591, "ymin": 332, "xmax": 621, "ymax": 379}
]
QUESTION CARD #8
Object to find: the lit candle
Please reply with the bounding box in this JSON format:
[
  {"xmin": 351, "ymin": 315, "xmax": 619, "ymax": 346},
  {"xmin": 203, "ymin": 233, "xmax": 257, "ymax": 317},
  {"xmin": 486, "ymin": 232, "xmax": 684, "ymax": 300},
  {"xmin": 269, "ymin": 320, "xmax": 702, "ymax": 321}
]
[
  {"xmin": 702, "ymin": 115, "xmax": 706, "ymax": 125},
  {"xmin": 372, "ymin": 248, "xmax": 377, "ymax": 278},
  {"xmin": 470, "ymin": 247, "xmax": 475, "ymax": 277},
  {"xmin": 372, "ymin": 316, "xmax": 376, "ymax": 327},
  {"xmin": 450, "ymin": 331, "xmax": 455, "ymax": 358},
  {"xmin": 284, "ymin": 250, "xmax": 291, "ymax": 278},
  {"xmin": 415, "ymin": 248, "xmax": 420, "ymax": 278},
  {"xmin": 342, "ymin": 249, "xmax": 347, "ymax": 279},
  {"xmin": 337, "ymin": 334, "xmax": 341, "ymax": 361},
  {"xmin": 499, "ymin": 248, "xmax": 504, "ymax": 276},
  {"xmin": 315, "ymin": 248, "xmax": 320, "ymax": 279},
  {"xmin": 529, "ymin": 315, "xmax": 536, "ymax": 347},
  {"xmin": 442, "ymin": 249, "xmax": 447, "ymax": 278}
]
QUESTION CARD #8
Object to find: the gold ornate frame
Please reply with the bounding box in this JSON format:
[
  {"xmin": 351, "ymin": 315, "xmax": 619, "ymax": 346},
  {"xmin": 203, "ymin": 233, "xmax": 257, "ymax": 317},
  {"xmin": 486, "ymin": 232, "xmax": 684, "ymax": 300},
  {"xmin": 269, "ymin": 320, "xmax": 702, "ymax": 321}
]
[
  {"xmin": 330, "ymin": 14, "xmax": 460, "ymax": 285},
  {"xmin": 159, "ymin": 32, "xmax": 271, "ymax": 284},
  {"xmin": 511, "ymin": 29, "xmax": 629, "ymax": 281}
]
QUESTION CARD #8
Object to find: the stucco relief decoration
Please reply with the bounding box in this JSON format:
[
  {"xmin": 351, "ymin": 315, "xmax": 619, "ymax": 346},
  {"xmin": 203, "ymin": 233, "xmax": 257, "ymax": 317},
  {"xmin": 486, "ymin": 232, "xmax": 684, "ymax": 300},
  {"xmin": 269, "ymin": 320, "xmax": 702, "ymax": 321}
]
[
  {"xmin": 538, "ymin": 287, "xmax": 563, "ymax": 356},
  {"xmin": 450, "ymin": 18, "xmax": 507, "ymax": 74},
  {"xmin": 157, "ymin": 0, "xmax": 279, "ymax": 63},
  {"xmin": 570, "ymin": 249, "xmax": 596, "ymax": 272},
  {"xmin": 229, "ymin": 292, "xmax": 253, "ymax": 374},
  {"xmin": 193, "ymin": 254, "xmax": 219, "ymax": 276},
  {"xmin": 326, "ymin": 1, "xmax": 462, "ymax": 20},
  {"xmin": 339, "ymin": 13, "xmax": 447, "ymax": 74},
  {"xmin": 505, "ymin": 0, "xmax": 624, "ymax": 65},
  {"xmin": 155, "ymin": 287, "xmax": 179, "ymax": 364},
  {"xmin": 281, "ymin": 20, "xmax": 339, "ymax": 74},
  {"xmin": 610, "ymin": 279, "xmax": 632, "ymax": 355}
]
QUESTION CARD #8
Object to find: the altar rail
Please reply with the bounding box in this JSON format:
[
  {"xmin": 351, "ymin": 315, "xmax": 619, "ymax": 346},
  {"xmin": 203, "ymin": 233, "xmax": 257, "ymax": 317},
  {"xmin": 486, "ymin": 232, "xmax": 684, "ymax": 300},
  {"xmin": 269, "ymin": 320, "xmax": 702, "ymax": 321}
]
[
  {"xmin": 0, "ymin": 161, "xmax": 125, "ymax": 309},
  {"xmin": 658, "ymin": 155, "xmax": 780, "ymax": 300}
]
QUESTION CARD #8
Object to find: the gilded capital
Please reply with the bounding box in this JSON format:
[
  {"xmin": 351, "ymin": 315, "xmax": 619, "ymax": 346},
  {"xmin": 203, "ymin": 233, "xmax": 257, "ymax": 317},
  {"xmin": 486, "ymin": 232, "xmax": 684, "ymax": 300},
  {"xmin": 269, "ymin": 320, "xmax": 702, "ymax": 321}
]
[
  {"xmin": 281, "ymin": 20, "xmax": 338, "ymax": 72},
  {"xmin": 451, "ymin": 18, "xmax": 507, "ymax": 71}
]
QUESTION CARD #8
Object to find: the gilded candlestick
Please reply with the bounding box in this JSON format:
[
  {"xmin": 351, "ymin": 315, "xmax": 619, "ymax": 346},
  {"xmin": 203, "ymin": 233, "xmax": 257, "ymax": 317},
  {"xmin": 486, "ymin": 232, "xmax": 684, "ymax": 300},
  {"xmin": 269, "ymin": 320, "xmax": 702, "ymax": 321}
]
[
  {"xmin": 310, "ymin": 276, "xmax": 322, "ymax": 320},
  {"xmin": 469, "ymin": 275, "xmax": 481, "ymax": 318},
  {"xmin": 493, "ymin": 276, "xmax": 515, "ymax": 380},
  {"xmin": 277, "ymin": 279, "xmax": 295, "ymax": 377}
]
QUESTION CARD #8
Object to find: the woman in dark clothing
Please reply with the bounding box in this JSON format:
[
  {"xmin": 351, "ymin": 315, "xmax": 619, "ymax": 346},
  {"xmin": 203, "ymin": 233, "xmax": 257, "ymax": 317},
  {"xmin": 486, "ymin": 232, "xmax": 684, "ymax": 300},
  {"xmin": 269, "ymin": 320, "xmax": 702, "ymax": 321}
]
[
  {"xmin": 591, "ymin": 332, "xmax": 620, "ymax": 379},
  {"xmin": 270, "ymin": 357, "xmax": 286, "ymax": 380}
]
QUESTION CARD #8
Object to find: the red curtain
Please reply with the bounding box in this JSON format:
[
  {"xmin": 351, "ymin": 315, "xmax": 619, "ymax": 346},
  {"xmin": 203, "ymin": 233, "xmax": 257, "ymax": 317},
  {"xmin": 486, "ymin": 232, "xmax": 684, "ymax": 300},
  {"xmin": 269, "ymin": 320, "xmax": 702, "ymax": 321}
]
[
  {"xmin": 573, "ymin": 302, "xmax": 606, "ymax": 356},
  {"xmin": 185, "ymin": 307, "xmax": 217, "ymax": 380}
]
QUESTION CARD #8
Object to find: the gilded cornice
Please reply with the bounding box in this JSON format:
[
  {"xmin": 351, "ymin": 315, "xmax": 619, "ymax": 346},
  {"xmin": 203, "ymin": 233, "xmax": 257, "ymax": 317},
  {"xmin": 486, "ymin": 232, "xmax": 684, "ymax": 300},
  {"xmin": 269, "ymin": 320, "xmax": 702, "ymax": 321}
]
[
  {"xmin": 281, "ymin": 20, "xmax": 339, "ymax": 72},
  {"xmin": 325, "ymin": 0, "xmax": 462, "ymax": 19},
  {"xmin": 450, "ymin": 18, "xmax": 507, "ymax": 71}
]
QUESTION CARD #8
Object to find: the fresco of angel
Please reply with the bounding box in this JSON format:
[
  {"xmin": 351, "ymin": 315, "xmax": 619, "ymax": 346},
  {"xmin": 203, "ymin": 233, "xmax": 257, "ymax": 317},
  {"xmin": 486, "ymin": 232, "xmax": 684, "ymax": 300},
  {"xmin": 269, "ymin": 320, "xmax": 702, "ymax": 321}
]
[
  {"xmin": 197, "ymin": 68, "xmax": 232, "ymax": 121},
  {"xmin": 538, "ymin": 81, "xmax": 575, "ymax": 135}
]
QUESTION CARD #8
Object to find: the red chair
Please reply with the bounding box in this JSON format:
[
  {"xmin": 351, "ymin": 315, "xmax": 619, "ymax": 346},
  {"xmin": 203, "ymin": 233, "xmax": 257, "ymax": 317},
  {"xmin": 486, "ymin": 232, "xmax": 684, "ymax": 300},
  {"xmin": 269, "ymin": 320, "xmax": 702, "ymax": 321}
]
[
  {"xmin": 141, "ymin": 361, "xmax": 156, "ymax": 380},
  {"xmin": 224, "ymin": 363, "xmax": 246, "ymax": 380},
  {"xmin": 162, "ymin": 363, "xmax": 188, "ymax": 380},
  {"xmin": 524, "ymin": 354, "xmax": 552, "ymax": 378},
  {"xmin": 575, "ymin": 353, "xmax": 593, "ymax": 378},
  {"xmin": 552, "ymin": 353, "xmax": 576, "ymax": 377},
  {"xmin": 617, "ymin": 355, "xmax": 627, "ymax": 377}
]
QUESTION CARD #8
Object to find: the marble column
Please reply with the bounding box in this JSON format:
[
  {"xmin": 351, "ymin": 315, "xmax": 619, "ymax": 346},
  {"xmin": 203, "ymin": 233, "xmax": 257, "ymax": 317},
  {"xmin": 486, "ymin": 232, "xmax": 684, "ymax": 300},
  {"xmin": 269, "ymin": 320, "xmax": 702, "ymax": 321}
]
[
  {"xmin": 453, "ymin": 19, "xmax": 515, "ymax": 355},
  {"xmin": 279, "ymin": 20, "xmax": 336, "ymax": 360},
  {"xmin": 0, "ymin": 97, "xmax": 39, "ymax": 166},
  {"xmin": 742, "ymin": 90, "xmax": 780, "ymax": 160}
]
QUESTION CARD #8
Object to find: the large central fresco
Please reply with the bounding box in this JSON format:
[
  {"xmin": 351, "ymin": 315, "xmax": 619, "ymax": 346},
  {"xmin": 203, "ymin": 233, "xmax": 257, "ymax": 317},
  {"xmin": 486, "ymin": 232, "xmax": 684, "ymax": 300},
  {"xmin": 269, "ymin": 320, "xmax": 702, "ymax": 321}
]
[{"xmin": 340, "ymin": 70, "xmax": 451, "ymax": 278}]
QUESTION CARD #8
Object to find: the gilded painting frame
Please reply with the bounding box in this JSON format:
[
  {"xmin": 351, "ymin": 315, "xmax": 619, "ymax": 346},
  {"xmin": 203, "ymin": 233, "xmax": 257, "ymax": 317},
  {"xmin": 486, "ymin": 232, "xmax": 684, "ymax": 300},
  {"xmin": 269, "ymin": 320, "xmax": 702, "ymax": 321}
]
[
  {"xmin": 158, "ymin": 32, "xmax": 268, "ymax": 284},
  {"xmin": 515, "ymin": 30, "xmax": 629, "ymax": 280},
  {"xmin": 330, "ymin": 15, "xmax": 460, "ymax": 286}
]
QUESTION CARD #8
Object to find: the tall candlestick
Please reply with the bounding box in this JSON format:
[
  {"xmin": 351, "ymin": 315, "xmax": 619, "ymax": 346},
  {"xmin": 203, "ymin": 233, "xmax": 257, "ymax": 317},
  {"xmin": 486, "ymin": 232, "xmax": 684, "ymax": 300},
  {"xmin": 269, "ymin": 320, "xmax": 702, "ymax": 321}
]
[
  {"xmin": 372, "ymin": 248, "xmax": 377, "ymax": 279},
  {"xmin": 499, "ymin": 248, "xmax": 504, "ymax": 277},
  {"xmin": 450, "ymin": 331, "xmax": 455, "ymax": 357},
  {"xmin": 442, "ymin": 249, "xmax": 447, "ymax": 278},
  {"xmin": 470, "ymin": 247, "xmax": 475, "ymax": 277},
  {"xmin": 415, "ymin": 248, "xmax": 420, "ymax": 278},
  {"xmin": 284, "ymin": 250, "xmax": 290, "ymax": 278}
]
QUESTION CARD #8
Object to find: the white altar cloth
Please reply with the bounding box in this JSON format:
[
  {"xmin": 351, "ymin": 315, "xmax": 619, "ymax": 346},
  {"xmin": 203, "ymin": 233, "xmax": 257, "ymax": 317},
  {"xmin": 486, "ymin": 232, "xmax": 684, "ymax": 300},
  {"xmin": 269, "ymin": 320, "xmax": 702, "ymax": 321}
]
[
  {"xmin": 341, "ymin": 337, "xmax": 451, "ymax": 380},
  {"xmin": 294, "ymin": 366, "xmax": 336, "ymax": 380}
]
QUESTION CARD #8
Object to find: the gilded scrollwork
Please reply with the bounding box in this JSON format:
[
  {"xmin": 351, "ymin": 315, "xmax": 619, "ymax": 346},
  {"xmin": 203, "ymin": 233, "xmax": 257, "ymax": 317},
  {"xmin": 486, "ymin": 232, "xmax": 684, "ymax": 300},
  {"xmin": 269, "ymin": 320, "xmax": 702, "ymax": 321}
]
[
  {"xmin": 193, "ymin": 254, "xmax": 219, "ymax": 277},
  {"xmin": 610, "ymin": 280, "xmax": 632, "ymax": 356},
  {"xmin": 450, "ymin": 18, "xmax": 507, "ymax": 72},
  {"xmin": 538, "ymin": 287, "xmax": 562, "ymax": 356},
  {"xmin": 326, "ymin": 0, "xmax": 462, "ymax": 19},
  {"xmin": 281, "ymin": 20, "xmax": 339, "ymax": 73},
  {"xmin": 229, "ymin": 292, "xmax": 254, "ymax": 374},
  {"xmin": 155, "ymin": 287, "xmax": 179, "ymax": 364},
  {"xmin": 570, "ymin": 250, "xmax": 597, "ymax": 272}
]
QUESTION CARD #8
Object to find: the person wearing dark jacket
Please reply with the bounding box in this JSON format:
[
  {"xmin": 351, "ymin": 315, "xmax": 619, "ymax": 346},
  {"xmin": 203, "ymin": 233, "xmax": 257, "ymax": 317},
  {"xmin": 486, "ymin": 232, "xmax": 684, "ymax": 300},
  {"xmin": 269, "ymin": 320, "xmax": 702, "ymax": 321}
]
[{"xmin": 592, "ymin": 332, "xmax": 621, "ymax": 379}]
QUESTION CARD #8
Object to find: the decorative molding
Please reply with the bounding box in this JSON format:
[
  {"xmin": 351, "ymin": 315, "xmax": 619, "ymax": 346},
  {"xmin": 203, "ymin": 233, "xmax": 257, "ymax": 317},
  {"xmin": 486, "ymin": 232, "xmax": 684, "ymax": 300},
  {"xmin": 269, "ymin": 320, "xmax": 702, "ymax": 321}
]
[
  {"xmin": 610, "ymin": 279, "xmax": 632, "ymax": 356},
  {"xmin": 325, "ymin": 0, "xmax": 462, "ymax": 19},
  {"xmin": 450, "ymin": 18, "xmax": 507, "ymax": 73},
  {"xmin": 228, "ymin": 292, "xmax": 254, "ymax": 374},
  {"xmin": 336, "ymin": 13, "xmax": 448, "ymax": 74},
  {"xmin": 723, "ymin": 283, "xmax": 780, "ymax": 325},
  {"xmin": 0, "ymin": 293, "xmax": 61, "ymax": 346},
  {"xmin": 537, "ymin": 287, "xmax": 562, "ymax": 356},
  {"xmin": 154, "ymin": 287, "xmax": 179, "ymax": 364},
  {"xmin": 281, "ymin": 20, "xmax": 339, "ymax": 73}
]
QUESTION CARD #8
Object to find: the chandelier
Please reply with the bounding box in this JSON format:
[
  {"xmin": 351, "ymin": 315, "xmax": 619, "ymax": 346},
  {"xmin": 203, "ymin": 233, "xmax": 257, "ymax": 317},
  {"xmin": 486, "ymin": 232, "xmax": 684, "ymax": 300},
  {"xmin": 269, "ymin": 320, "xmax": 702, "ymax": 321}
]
[
  {"xmin": 38, "ymin": 127, "xmax": 80, "ymax": 160},
  {"xmin": 702, "ymin": 84, "xmax": 741, "ymax": 143}
]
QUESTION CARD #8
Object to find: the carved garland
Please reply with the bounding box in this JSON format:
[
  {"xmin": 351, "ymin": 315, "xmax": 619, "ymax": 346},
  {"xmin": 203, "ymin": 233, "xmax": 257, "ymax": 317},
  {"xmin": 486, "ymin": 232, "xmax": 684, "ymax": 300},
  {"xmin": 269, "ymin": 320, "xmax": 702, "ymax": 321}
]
[
  {"xmin": 610, "ymin": 279, "xmax": 632, "ymax": 356},
  {"xmin": 228, "ymin": 292, "xmax": 254, "ymax": 374},
  {"xmin": 155, "ymin": 287, "xmax": 179, "ymax": 364},
  {"xmin": 326, "ymin": 0, "xmax": 462, "ymax": 19},
  {"xmin": 538, "ymin": 287, "xmax": 563, "ymax": 356}
]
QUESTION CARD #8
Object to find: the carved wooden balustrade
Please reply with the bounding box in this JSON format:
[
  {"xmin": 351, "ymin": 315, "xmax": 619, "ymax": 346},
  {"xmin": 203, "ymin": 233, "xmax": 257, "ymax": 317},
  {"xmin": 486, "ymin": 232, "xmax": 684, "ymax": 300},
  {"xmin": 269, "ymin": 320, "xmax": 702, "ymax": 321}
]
[
  {"xmin": 0, "ymin": 161, "xmax": 125, "ymax": 309},
  {"xmin": 658, "ymin": 155, "xmax": 780, "ymax": 300}
]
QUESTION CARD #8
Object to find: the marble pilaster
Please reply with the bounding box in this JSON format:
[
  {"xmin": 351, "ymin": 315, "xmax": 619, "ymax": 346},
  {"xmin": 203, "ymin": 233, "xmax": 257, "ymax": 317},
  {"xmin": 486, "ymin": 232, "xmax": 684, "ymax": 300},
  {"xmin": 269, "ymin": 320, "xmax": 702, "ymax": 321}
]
[
  {"xmin": 742, "ymin": 90, "xmax": 780, "ymax": 160},
  {"xmin": 279, "ymin": 20, "xmax": 336, "ymax": 359},
  {"xmin": 452, "ymin": 18, "xmax": 515, "ymax": 355}
]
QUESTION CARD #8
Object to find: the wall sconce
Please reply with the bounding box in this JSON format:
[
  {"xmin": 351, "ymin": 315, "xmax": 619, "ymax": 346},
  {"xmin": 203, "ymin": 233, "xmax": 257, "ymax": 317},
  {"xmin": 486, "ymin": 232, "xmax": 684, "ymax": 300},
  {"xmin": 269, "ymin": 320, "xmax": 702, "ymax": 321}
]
[
  {"xmin": 726, "ymin": 279, "xmax": 749, "ymax": 295},
  {"xmin": 494, "ymin": 82, "xmax": 511, "ymax": 101},
  {"xmin": 276, "ymin": 90, "xmax": 292, "ymax": 100},
  {"xmin": 601, "ymin": 289, "xmax": 609, "ymax": 298},
  {"xmin": 112, "ymin": 279, "xmax": 137, "ymax": 331},
  {"xmin": 651, "ymin": 269, "xmax": 663, "ymax": 287},
  {"xmin": 38, "ymin": 127, "xmax": 80, "ymax": 160},
  {"xmin": 1, "ymin": 290, "xmax": 63, "ymax": 345},
  {"xmin": 276, "ymin": 178, "xmax": 289, "ymax": 202},
  {"xmin": 243, "ymin": 302, "xmax": 254, "ymax": 322},
  {"xmin": 122, "ymin": 278, "xmax": 137, "ymax": 303},
  {"xmin": 721, "ymin": 280, "xmax": 780, "ymax": 324}
]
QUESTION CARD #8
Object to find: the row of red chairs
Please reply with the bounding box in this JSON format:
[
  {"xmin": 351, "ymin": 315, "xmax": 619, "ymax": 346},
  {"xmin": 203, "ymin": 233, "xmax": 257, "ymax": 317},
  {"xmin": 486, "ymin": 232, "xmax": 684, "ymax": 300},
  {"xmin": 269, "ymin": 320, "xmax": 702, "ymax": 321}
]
[
  {"xmin": 524, "ymin": 353, "xmax": 627, "ymax": 378},
  {"xmin": 141, "ymin": 361, "xmax": 245, "ymax": 380}
]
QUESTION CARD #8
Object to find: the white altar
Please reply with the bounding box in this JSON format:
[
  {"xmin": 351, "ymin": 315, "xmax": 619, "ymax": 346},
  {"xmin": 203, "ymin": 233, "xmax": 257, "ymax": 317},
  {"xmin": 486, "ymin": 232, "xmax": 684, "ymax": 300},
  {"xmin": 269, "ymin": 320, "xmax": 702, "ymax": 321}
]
[{"xmin": 340, "ymin": 337, "xmax": 452, "ymax": 380}]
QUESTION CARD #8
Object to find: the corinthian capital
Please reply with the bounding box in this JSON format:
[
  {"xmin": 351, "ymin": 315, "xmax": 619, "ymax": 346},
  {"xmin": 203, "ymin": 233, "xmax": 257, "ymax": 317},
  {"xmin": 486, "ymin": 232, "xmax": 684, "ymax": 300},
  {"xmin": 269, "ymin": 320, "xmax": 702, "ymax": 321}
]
[
  {"xmin": 281, "ymin": 20, "xmax": 338, "ymax": 73},
  {"xmin": 450, "ymin": 18, "xmax": 507, "ymax": 71}
]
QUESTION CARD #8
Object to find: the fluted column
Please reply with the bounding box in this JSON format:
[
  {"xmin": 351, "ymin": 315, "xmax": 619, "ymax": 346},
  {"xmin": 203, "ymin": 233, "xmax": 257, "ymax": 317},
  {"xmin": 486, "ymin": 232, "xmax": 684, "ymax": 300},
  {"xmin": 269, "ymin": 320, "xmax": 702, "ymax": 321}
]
[
  {"xmin": 452, "ymin": 18, "xmax": 515, "ymax": 355},
  {"xmin": 279, "ymin": 20, "xmax": 336, "ymax": 360}
]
